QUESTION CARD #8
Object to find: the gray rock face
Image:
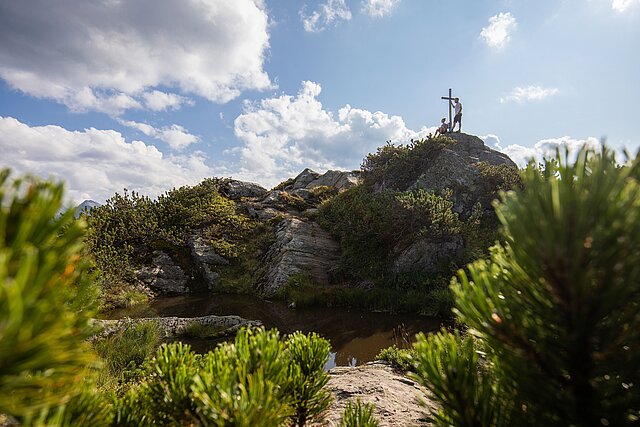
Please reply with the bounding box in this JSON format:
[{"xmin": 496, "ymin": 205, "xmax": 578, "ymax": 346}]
[
  {"xmin": 188, "ymin": 234, "xmax": 229, "ymax": 290},
  {"xmin": 411, "ymin": 133, "xmax": 517, "ymax": 215},
  {"xmin": 259, "ymin": 217, "xmax": 341, "ymax": 296},
  {"xmin": 287, "ymin": 168, "xmax": 359, "ymax": 192},
  {"xmin": 92, "ymin": 315, "xmax": 261, "ymax": 339},
  {"xmin": 136, "ymin": 251, "xmax": 189, "ymax": 293},
  {"xmin": 392, "ymin": 236, "xmax": 464, "ymax": 275},
  {"xmin": 220, "ymin": 179, "xmax": 267, "ymax": 200}
]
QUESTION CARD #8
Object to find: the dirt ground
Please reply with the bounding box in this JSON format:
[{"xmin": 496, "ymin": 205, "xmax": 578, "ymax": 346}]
[{"xmin": 321, "ymin": 361, "xmax": 437, "ymax": 426}]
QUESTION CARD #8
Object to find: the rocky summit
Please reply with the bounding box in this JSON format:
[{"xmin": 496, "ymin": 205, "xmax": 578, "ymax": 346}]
[{"xmin": 128, "ymin": 133, "xmax": 516, "ymax": 299}]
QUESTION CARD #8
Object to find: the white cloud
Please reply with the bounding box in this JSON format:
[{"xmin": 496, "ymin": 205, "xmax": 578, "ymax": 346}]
[
  {"xmin": 232, "ymin": 81, "xmax": 435, "ymax": 186},
  {"xmin": 497, "ymin": 136, "xmax": 602, "ymax": 167},
  {"xmin": 611, "ymin": 0, "xmax": 638, "ymax": 12},
  {"xmin": 500, "ymin": 86, "xmax": 559, "ymax": 103},
  {"xmin": 0, "ymin": 0, "xmax": 271, "ymax": 115},
  {"xmin": 142, "ymin": 91, "xmax": 193, "ymax": 112},
  {"xmin": 118, "ymin": 120, "xmax": 199, "ymax": 150},
  {"xmin": 0, "ymin": 116, "xmax": 212, "ymax": 203},
  {"xmin": 480, "ymin": 12, "xmax": 517, "ymax": 48},
  {"xmin": 361, "ymin": 0, "xmax": 401, "ymax": 17},
  {"xmin": 301, "ymin": 0, "xmax": 352, "ymax": 32}
]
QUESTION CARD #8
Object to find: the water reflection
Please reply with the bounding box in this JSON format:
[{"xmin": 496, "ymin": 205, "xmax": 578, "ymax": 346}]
[{"xmin": 103, "ymin": 294, "xmax": 447, "ymax": 367}]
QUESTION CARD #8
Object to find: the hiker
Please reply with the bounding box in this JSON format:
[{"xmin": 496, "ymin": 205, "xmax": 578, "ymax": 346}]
[
  {"xmin": 450, "ymin": 97, "xmax": 462, "ymax": 132},
  {"xmin": 434, "ymin": 117, "xmax": 448, "ymax": 137}
]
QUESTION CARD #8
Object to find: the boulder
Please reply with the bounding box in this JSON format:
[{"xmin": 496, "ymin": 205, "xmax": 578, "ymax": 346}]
[
  {"xmin": 136, "ymin": 251, "xmax": 189, "ymax": 294},
  {"xmin": 410, "ymin": 133, "xmax": 517, "ymax": 215},
  {"xmin": 92, "ymin": 315, "xmax": 261, "ymax": 339},
  {"xmin": 219, "ymin": 179, "xmax": 267, "ymax": 200},
  {"xmin": 188, "ymin": 234, "xmax": 229, "ymax": 290},
  {"xmin": 259, "ymin": 217, "xmax": 341, "ymax": 296},
  {"xmin": 288, "ymin": 168, "xmax": 360, "ymax": 192},
  {"xmin": 392, "ymin": 236, "xmax": 464, "ymax": 275}
]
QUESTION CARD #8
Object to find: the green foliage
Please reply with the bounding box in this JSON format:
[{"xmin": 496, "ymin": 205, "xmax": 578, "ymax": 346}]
[
  {"xmin": 412, "ymin": 330, "xmax": 506, "ymax": 427},
  {"xmin": 285, "ymin": 331, "xmax": 333, "ymax": 426},
  {"xmin": 339, "ymin": 400, "xmax": 380, "ymax": 427},
  {"xmin": 84, "ymin": 179, "xmax": 255, "ymax": 308},
  {"xmin": 360, "ymin": 136, "xmax": 453, "ymax": 190},
  {"xmin": 317, "ymin": 185, "xmax": 398, "ymax": 278},
  {"xmin": 309, "ymin": 185, "xmax": 339, "ymax": 202},
  {"xmin": 112, "ymin": 327, "xmax": 333, "ymax": 426},
  {"xmin": 375, "ymin": 346, "xmax": 416, "ymax": 373},
  {"xmin": 413, "ymin": 148, "xmax": 640, "ymax": 426},
  {"xmin": 0, "ymin": 170, "xmax": 99, "ymax": 419},
  {"xmin": 137, "ymin": 342, "xmax": 201, "ymax": 425},
  {"xmin": 29, "ymin": 389, "xmax": 114, "ymax": 427},
  {"xmin": 278, "ymin": 191, "xmax": 309, "ymax": 211},
  {"xmin": 93, "ymin": 321, "xmax": 160, "ymax": 389},
  {"xmin": 395, "ymin": 188, "xmax": 462, "ymax": 238}
]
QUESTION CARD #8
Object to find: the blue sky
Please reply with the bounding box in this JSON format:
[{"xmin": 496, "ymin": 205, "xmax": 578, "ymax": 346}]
[{"xmin": 1, "ymin": 0, "xmax": 639, "ymax": 203}]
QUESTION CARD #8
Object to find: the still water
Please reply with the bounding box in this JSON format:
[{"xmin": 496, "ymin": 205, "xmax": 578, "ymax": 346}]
[{"xmin": 103, "ymin": 294, "xmax": 447, "ymax": 369}]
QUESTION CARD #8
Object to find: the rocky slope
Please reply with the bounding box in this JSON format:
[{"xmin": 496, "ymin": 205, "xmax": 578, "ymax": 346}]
[{"xmin": 130, "ymin": 133, "xmax": 515, "ymax": 298}]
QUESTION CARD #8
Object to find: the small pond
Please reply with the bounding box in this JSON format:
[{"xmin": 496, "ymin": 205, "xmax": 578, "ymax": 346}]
[{"xmin": 103, "ymin": 294, "xmax": 447, "ymax": 369}]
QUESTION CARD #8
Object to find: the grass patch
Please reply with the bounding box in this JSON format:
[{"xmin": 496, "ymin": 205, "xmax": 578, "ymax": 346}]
[
  {"xmin": 277, "ymin": 273, "xmax": 455, "ymax": 315},
  {"xmin": 375, "ymin": 346, "xmax": 417, "ymax": 373},
  {"xmin": 93, "ymin": 321, "xmax": 160, "ymax": 391}
]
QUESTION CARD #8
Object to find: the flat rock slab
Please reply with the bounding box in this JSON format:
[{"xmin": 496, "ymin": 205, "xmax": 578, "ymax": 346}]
[
  {"xmin": 92, "ymin": 315, "xmax": 261, "ymax": 339},
  {"xmin": 322, "ymin": 362, "xmax": 437, "ymax": 426}
]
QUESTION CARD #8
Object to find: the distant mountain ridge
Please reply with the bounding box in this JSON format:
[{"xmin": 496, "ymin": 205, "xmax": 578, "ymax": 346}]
[{"xmin": 75, "ymin": 199, "xmax": 101, "ymax": 218}]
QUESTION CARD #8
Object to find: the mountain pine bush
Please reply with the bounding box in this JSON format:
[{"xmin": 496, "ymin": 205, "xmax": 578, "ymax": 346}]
[
  {"xmin": 0, "ymin": 170, "xmax": 99, "ymax": 419},
  {"xmin": 412, "ymin": 148, "xmax": 640, "ymax": 426}
]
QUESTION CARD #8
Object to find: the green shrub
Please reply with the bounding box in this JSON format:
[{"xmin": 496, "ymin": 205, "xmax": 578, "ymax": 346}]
[
  {"xmin": 413, "ymin": 148, "xmax": 640, "ymax": 426},
  {"xmin": 84, "ymin": 179, "xmax": 256, "ymax": 308},
  {"xmin": 285, "ymin": 331, "xmax": 333, "ymax": 426},
  {"xmin": 0, "ymin": 170, "xmax": 99, "ymax": 419},
  {"xmin": 375, "ymin": 346, "xmax": 416, "ymax": 373},
  {"xmin": 360, "ymin": 136, "xmax": 453, "ymax": 191},
  {"xmin": 137, "ymin": 342, "xmax": 201, "ymax": 425},
  {"xmin": 191, "ymin": 327, "xmax": 292, "ymax": 426},
  {"xmin": 412, "ymin": 330, "xmax": 503, "ymax": 426},
  {"xmin": 339, "ymin": 400, "xmax": 380, "ymax": 427}
]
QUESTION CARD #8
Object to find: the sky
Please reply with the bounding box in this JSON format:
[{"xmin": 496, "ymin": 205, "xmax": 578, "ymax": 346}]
[{"xmin": 1, "ymin": 0, "xmax": 639, "ymax": 204}]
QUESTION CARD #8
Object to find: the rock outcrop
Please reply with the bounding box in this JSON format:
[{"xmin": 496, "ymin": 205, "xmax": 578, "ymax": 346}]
[
  {"xmin": 410, "ymin": 133, "xmax": 517, "ymax": 215},
  {"xmin": 287, "ymin": 168, "xmax": 360, "ymax": 192},
  {"xmin": 392, "ymin": 236, "xmax": 464, "ymax": 275},
  {"xmin": 136, "ymin": 251, "xmax": 189, "ymax": 294},
  {"xmin": 188, "ymin": 234, "xmax": 228, "ymax": 290},
  {"xmin": 92, "ymin": 315, "xmax": 261, "ymax": 339},
  {"xmin": 323, "ymin": 362, "xmax": 437, "ymax": 426},
  {"xmin": 259, "ymin": 217, "xmax": 341, "ymax": 297}
]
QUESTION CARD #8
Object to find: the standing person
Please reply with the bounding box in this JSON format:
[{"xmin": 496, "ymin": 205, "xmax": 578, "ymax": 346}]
[
  {"xmin": 451, "ymin": 97, "xmax": 462, "ymax": 132},
  {"xmin": 434, "ymin": 117, "xmax": 448, "ymax": 137}
]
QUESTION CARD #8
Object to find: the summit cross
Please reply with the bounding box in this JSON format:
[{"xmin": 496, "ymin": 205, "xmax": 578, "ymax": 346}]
[{"xmin": 440, "ymin": 88, "xmax": 456, "ymax": 133}]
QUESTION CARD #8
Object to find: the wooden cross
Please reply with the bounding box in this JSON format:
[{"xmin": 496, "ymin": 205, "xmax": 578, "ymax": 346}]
[{"xmin": 440, "ymin": 88, "xmax": 456, "ymax": 132}]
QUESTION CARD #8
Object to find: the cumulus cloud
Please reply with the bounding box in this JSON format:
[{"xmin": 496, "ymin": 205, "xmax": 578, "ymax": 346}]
[
  {"xmin": 232, "ymin": 81, "xmax": 434, "ymax": 186},
  {"xmin": 480, "ymin": 12, "xmax": 517, "ymax": 48},
  {"xmin": 500, "ymin": 86, "xmax": 559, "ymax": 103},
  {"xmin": 118, "ymin": 120, "xmax": 199, "ymax": 150},
  {"xmin": 301, "ymin": 0, "xmax": 352, "ymax": 32},
  {"xmin": 142, "ymin": 91, "xmax": 194, "ymax": 112},
  {"xmin": 361, "ymin": 0, "xmax": 401, "ymax": 17},
  {"xmin": 496, "ymin": 136, "xmax": 602, "ymax": 167},
  {"xmin": 611, "ymin": 0, "xmax": 638, "ymax": 12},
  {"xmin": 0, "ymin": 116, "xmax": 212, "ymax": 203},
  {"xmin": 0, "ymin": 0, "xmax": 271, "ymax": 114}
]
